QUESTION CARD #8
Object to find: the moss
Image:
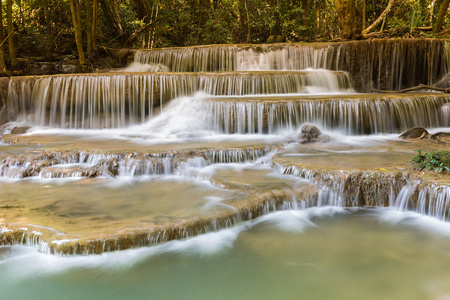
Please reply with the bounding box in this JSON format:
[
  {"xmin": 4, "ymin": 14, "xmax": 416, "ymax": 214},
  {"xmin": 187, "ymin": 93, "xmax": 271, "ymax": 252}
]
[{"xmin": 411, "ymin": 151, "xmax": 450, "ymax": 172}]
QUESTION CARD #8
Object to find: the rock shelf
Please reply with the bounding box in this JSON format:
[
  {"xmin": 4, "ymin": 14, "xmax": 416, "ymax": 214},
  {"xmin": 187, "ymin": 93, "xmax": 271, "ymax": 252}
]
[{"xmin": 1, "ymin": 133, "xmax": 449, "ymax": 255}]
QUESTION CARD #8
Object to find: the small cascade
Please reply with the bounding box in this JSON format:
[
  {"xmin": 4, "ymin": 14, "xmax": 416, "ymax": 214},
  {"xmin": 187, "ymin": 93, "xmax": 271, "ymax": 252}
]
[
  {"xmin": 204, "ymin": 95, "xmax": 450, "ymax": 134},
  {"xmin": 8, "ymin": 71, "xmax": 352, "ymax": 129},
  {"xmin": 273, "ymin": 160, "xmax": 450, "ymax": 221},
  {"xmin": 0, "ymin": 185, "xmax": 317, "ymax": 255},
  {"xmin": 393, "ymin": 183, "xmax": 450, "ymax": 221},
  {"xmin": 135, "ymin": 44, "xmax": 337, "ymax": 72},
  {"xmin": 0, "ymin": 147, "xmax": 273, "ymax": 179},
  {"xmin": 442, "ymin": 104, "xmax": 450, "ymax": 127},
  {"xmin": 135, "ymin": 39, "xmax": 450, "ymax": 91},
  {"xmin": 272, "ymin": 162, "xmax": 407, "ymax": 207},
  {"xmin": 198, "ymin": 70, "xmax": 353, "ymax": 95}
]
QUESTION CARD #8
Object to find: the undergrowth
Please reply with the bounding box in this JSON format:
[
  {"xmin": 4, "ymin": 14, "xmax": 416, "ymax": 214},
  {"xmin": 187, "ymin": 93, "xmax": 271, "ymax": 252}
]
[{"xmin": 411, "ymin": 151, "xmax": 450, "ymax": 172}]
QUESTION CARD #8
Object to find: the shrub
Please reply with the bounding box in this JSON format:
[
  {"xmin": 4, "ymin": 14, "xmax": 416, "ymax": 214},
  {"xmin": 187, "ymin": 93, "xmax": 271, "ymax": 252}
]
[{"xmin": 411, "ymin": 151, "xmax": 450, "ymax": 172}]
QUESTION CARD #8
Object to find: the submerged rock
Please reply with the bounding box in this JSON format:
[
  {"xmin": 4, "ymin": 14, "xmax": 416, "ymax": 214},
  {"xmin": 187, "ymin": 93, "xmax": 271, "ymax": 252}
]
[
  {"xmin": 299, "ymin": 124, "xmax": 330, "ymax": 144},
  {"xmin": 399, "ymin": 127, "xmax": 429, "ymax": 139},
  {"xmin": 10, "ymin": 126, "xmax": 31, "ymax": 135}
]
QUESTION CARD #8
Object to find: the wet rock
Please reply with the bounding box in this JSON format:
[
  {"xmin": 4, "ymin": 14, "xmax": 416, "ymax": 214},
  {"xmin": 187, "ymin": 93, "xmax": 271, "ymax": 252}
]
[
  {"xmin": 10, "ymin": 126, "xmax": 31, "ymax": 135},
  {"xmin": 0, "ymin": 107, "xmax": 6, "ymax": 127},
  {"xmin": 317, "ymin": 134, "xmax": 331, "ymax": 143},
  {"xmin": 22, "ymin": 160, "xmax": 56, "ymax": 178},
  {"xmin": 90, "ymin": 158, "xmax": 118, "ymax": 177},
  {"xmin": 399, "ymin": 127, "xmax": 429, "ymax": 139},
  {"xmin": 430, "ymin": 132, "xmax": 450, "ymax": 142},
  {"xmin": 299, "ymin": 124, "xmax": 330, "ymax": 143}
]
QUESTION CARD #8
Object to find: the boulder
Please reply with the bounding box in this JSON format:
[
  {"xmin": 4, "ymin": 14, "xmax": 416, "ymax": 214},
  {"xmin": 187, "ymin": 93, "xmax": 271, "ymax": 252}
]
[
  {"xmin": 430, "ymin": 132, "xmax": 450, "ymax": 141},
  {"xmin": 399, "ymin": 127, "xmax": 429, "ymax": 139},
  {"xmin": 10, "ymin": 126, "xmax": 31, "ymax": 135},
  {"xmin": 299, "ymin": 124, "xmax": 330, "ymax": 143}
]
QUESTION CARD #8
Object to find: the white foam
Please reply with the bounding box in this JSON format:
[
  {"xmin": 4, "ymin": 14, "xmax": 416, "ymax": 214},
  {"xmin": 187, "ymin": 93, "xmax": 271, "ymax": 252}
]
[
  {"xmin": 377, "ymin": 208, "xmax": 450, "ymax": 237},
  {"xmin": 3, "ymin": 206, "xmax": 450, "ymax": 279},
  {"xmin": 119, "ymin": 62, "xmax": 169, "ymax": 73}
]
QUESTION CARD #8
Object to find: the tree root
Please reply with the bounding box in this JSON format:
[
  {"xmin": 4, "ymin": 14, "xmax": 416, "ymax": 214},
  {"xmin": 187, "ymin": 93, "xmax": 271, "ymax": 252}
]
[{"xmin": 372, "ymin": 84, "xmax": 450, "ymax": 93}]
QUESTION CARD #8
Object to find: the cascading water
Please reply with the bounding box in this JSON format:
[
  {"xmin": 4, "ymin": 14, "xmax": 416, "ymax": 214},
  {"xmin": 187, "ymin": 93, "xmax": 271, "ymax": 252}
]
[
  {"xmin": 135, "ymin": 39, "xmax": 450, "ymax": 91},
  {"xmin": 1, "ymin": 39, "xmax": 450, "ymax": 260},
  {"xmin": 8, "ymin": 71, "xmax": 353, "ymax": 129},
  {"xmin": 203, "ymin": 95, "xmax": 450, "ymax": 134},
  {"xmin": 393, "ymin": 182, "xmax": 450, "ymax": 221},
  {"xmin": 442, "ymin": 103, "xmax": 450, "ymax": 127}
]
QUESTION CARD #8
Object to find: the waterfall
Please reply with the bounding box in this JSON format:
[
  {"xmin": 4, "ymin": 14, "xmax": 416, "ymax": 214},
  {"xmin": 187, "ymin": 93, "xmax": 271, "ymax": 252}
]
[
  {"xmin": 273, "ymin": 161, "xmax": 450, "ymax": 221},
  {"xmin": 6, "ymin": 73, "xmax": 450, "ymax": 132},
  {"xmin": 134, "ymin": 44, "xmax": 339, "ymax": 72},
  {"xmin": 204, "ymin": 95, "xmax": 450, "ymax": 134},
  {"xmin": 135, "ymin": 39, "xmax": 450, "ymax": 91},
  {"xmin": 8, "ymin": 71, "xmax": 353, "ymax": 129},
  {"xmin": 393, "ymin": 183, "xmax": 450, "ymax": 221},
  {"xmin": 0, "ymin": 147, "xmax": 274, "ymax": 179},
  {"xmin": 442, "ymin": 104, "xmax": 450, "ymax": 127}
]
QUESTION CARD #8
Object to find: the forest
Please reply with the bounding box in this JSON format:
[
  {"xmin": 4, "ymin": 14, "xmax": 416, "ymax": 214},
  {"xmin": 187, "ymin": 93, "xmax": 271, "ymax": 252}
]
[{"xmin": 0, "ymin": 0, "xmax": 449, "ymax": 72}]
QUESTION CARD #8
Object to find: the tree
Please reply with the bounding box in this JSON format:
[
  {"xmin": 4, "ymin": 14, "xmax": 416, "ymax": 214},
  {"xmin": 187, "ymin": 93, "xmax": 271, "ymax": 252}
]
[
  {"xmin": 7, "ymin": 0, "xmax": 18, "ymax": 68},
  {"xmin": 0, "ymin": 2, "xmax": 7, "ymax": 73},
  {"xmin": 435, "ymin": 0, "xmax": 450, "ymax": 33},
  {"xmin": 99, "ymin": 0, "xmax": 126, "ymax": 40},
  {"xmin": 362, "ymin": 0, "xmax": 396, "ymax": 34},
  {"xmin": 335, "ymin": 0, "xmax": 360, "ymax": 39},
  {"xmin": 68, "ymin": 0, "xmax": 86, "ymax": 68},
  {"xmin": 238, "ymin": 0, "xmax": 251, "ymax": 43}
]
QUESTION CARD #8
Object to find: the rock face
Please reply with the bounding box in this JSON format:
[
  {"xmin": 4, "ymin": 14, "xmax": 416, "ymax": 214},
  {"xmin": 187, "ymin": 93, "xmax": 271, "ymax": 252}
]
[
  {"xmin": 399, "ymin": 127, "xmax": 429, "ymax": 139},
  {"xmin": 299, "ymin": 124, "xmax": 330, "ymax": 143}
]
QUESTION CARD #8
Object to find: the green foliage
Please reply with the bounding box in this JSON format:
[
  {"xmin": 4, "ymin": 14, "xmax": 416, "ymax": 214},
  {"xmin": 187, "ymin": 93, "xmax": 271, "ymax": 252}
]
[
  {"xmin": 411, "ymin": 151, "xmax": 450, "ymax": 172},
  {"xmin": 387, "ymin": 0, "xmax": 428, "ymax": 30},
  {"xmin": 3, "ymin": 0, "xmax": 449, "ymax": 58}
]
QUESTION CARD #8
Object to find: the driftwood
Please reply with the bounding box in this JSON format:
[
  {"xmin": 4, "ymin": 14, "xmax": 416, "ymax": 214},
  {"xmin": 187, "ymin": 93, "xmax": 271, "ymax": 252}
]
[{"xmin": 372, "ymin": 84, "xmax": 450, "ymax": 93}]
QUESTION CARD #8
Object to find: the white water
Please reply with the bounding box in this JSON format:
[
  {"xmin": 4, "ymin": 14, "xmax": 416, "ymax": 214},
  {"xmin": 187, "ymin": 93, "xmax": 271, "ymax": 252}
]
[
  {"xmin": 3, "ymin": 207, "xmax": 450, "ymax": 300},
  {"xmin": 0, "ymin": 206, "xmax": 440, "ymax": 274}
]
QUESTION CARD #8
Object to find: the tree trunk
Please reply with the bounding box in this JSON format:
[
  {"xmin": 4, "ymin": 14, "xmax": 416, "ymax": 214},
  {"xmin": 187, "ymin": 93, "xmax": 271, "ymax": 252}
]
[
  {"xmin": 0, "ymin": 3, "xmax": 7, "ymax": 73},
  {"xmin": 149, "ymin": 2, "xmax": 159, "ymax": 48},
  {"xmin": 100, "ymin": 0, "xmax": 125, "ymax": 38},
  {"xmin": 92, "ymin": 0, "xmax": 98, "ymax": 50},
  {"xmin": 86, "ymin": 0, "xmax": 93, "ymax": 54},
  {"xmin": 135, "ymin": 0, "xmax": 149, "ymax": 47},
  {"xmin": 335, "ymin": 0, "xmax": 360, "ymax": 39},
  {"xmin": 7, "ymin": 0, "xmax": 17, "ymax": 68},
  {"xmin": 362, "ymin": 0, "xmax": 366, "ymax": 30},
  {"xmin": 244, "ymin": 0, "xmax": 250, "ymax": 43},
  {"xmin": 69, "ymin": 0, "xmax": 86, "ymax": 68},
  {"xmin": 197, "ymin": 0, "xmax": 211, "ymax": 44},
  {"xmin": 435, "ymin": 0, "xmax": 450, "ymax": 33},
  {"xmin": 43, "ymin": 0, "xmax": 53, "ymax": 54},
  {"xmin": 238, "ymin": 0, "xmax": 250, "ymax": 43},
  {"xmin": 362, "ymin": 0, "xmax": 395, "ymax": 34}
]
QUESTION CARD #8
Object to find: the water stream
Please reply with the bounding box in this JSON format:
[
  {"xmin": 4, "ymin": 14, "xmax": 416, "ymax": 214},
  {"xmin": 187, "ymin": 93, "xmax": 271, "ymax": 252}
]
[
  {"xmin": 3, "ymin": 208, "xmax": 450, "ymax": 300},
  {"xmin": 1, "ymin": 40, "xmax": 450, "ymax": 298}
]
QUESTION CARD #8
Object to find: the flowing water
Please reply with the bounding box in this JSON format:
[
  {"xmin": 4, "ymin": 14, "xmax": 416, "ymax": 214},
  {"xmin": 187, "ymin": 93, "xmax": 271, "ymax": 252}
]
[
  {"xmin": 1, "ymin": 40, "xmax": 450, "ymax": 298},
  {"xmin": 3, "ymin": 208, "xmax": 450, "ymax": 300}
]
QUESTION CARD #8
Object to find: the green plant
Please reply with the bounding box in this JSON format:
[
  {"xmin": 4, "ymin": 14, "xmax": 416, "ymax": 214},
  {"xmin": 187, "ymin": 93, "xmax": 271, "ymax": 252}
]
[{"xmin": 411, "ymin": 151, "xmax": 450, "ymax": 172}]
